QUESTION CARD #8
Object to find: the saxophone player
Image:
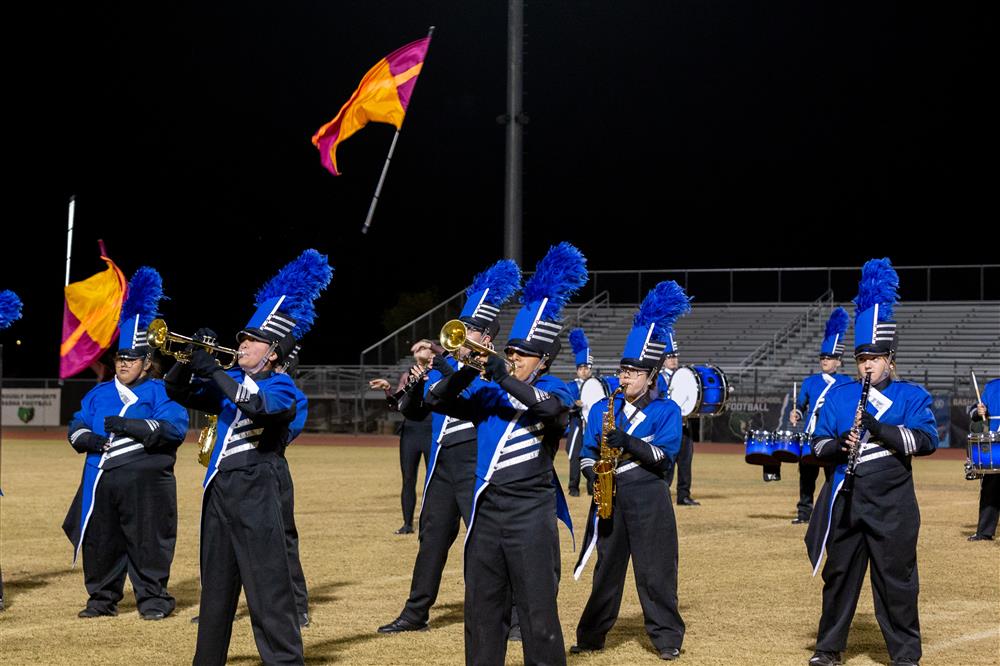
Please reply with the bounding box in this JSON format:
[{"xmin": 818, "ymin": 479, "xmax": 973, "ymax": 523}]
[
  {"xmin": 572, "ymin": 281, "xmax": 691, "ymax": 661},
  {"xmin": 806, "ymin": 259, "xmax": 937, "ymax": 666}
]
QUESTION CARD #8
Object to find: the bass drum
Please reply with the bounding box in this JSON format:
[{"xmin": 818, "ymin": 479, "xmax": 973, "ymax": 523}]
[
  {"xmin": 579, "ymin": 376, "xmax": 611, "ymax": 426},
  {"xmin": 667, "ymin": 365, "xmax": 730, "ymax": 417}
]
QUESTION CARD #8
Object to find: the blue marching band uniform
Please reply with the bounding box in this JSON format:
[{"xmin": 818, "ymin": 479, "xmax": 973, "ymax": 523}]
[
  {"xmin": 165, "ymin": 249, "xmax": 331, "ymax": 665},
  {"xmin": 425, "ymin": 243, "xmax": 586, "ymax": 665},
  {"xmin": 968, "ymin": 378, "xmax": 1000, "ymax": 540},
  {"xmin": 574, "ymin": 280, "xmax": 691, "ymax": 661},
  {"xmin": 564, "ymin": 328, "xmax": 593, "ymax": 496},
  {"xmin": 380, "ymin": 259, "xmax": 521, "ymax": 634},
  {"xmin": 773, "ymin": 307, "xmax": 853, "ymax": 522},
  {"xmin": 62, "ymin": 268, "xmax": 189, "ymax": 619},
  {"xmin": 805, "ymin": 259, "xmax": 937, "ymax": 666}
]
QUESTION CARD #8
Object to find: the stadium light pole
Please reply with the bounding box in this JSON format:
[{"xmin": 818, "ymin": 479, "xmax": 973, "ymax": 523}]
[{"xmin": 502, "ymin": 0, "xmax": 524, "ymax": 264}]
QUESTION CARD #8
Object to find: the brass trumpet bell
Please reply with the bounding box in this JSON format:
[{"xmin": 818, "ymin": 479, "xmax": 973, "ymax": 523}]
[
  {"xmin": 439, "ymin": 319, "xmax": 512, "ymax": 371},
  {"xmin": 146, "ymin": 318, "xmax": 241, "ymax": 369}
]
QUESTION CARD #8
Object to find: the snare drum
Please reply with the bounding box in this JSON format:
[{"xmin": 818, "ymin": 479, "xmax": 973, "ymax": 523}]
[
  {"xmin": 745, "ymin": 429, "xmax": 775, "ymax": 465},
  {"xmin": 771, "ymin": 430, "xmax": 801, "ymax": 463},
  {"xmin": 668, "ymin": 365, "xmax": 731, "ymax": 417},
  {"xmin": 967, "ymin": 431, "xmax": 1000, "ymax": 475}
]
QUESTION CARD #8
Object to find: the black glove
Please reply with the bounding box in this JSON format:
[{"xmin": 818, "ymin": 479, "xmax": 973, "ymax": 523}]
[
  {"xmin": 189, "ymin": 348, "xmax": 222, "ymax": 378},
  {"xmin": 860, "ymin": 411, "xmax": 884, "ymax": 439},
  {"xmin": 431, "ymin": 354, "xmax": 455, "ymax": 376},
  {"xmin": 581, "ymin": 465, "xmax": 596, "ymax": 484},
  {"xmin": 70, "ymin": 430, "xmax": 108, "ymax": 454},
  {"xmin": 104, "ymin": 415, "xmax": 127, "ymax": 434},
  {"xmin": 605, "ymin": 428, "xmax": 630, "ymax": 450},
  {"xmin": 193, "ymin": 327, "xmax": 218, "ymax": 343},
  {"xmin": 483, "ymin": 354, "xmax": 510, "ymax": 383},
  {"xmin": 182, "ymin": 327, "xmax": 219, "ymax": 355}
]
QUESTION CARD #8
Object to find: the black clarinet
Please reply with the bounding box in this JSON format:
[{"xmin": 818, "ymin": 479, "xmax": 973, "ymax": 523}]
[
  {"xmin": 842, "ymin": 371, "xmax": 873, "ymax": 493},
  {"xmin": 386, "ymin": 366, "xmax": 430, "ymax": 411}
]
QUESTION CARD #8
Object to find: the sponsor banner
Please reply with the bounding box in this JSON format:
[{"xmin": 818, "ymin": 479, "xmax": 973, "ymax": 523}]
[{"xmin": 2, "ymin": 388, "xmax": 62, "ymax": 426}]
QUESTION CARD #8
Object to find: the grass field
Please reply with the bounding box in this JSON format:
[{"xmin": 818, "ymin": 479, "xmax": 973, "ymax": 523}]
[{"xmin": 0, "ymin": 435, "xmax": 997, "ymax": 665}]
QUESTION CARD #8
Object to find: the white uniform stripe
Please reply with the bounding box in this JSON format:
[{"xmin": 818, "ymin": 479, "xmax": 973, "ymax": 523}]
[{"xmin": 494, "ymin": 449, "xmax": 540, "ymax": 470}]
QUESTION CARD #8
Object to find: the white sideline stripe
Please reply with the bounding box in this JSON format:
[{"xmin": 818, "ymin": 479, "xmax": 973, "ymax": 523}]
[{"xmin": 923, "ymin": 628, "xmax": 999, "ymax": 655}]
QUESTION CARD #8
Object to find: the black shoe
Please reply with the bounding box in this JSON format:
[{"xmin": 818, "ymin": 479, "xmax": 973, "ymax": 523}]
[
  {"xmin": 677, "ymin": 497, "xmax": 700, "ymax": 506},
  {"xmin": 78, "ymin": 607, "xmax": 117, "ymax": 618},
  {"xmin": 190, "ymin": 615, "xmax": 199, "ymax": 624},
  {"xmin": 140, "ymin": 610, "xmax": 166, "ymax": 621},
  {"xmin": 763, "ymin": 472, "xmax": 781, "ymax": 482},
  {"xmin": 568, "ymin": 488, "xmax": 580, "ymax": 497},
  {"xmin": 377, "ymin": 617, "xmax": 428, "ymax": 634},
  {"xmin": 808, "ymin": 651, "xmax": 842, "ymax": 666},
  {"xmin": 394, "ymin": 524, "xmax": 414, "ymax": 535},
  {"xmin": 570, "ymin": 644, "xmax": 603, "ymax": 654},
  {"xmin": 299, "ymin": 612, "xmax": 310, "ymax": 628},
  {"xmin": 968, "ymin": 533, "xmax": 994, "ymax": 541},
  {"xmin": 508, "ymin": 624, "xmax": 522, "ymax": 641},
  {"xmin": 0, "ymin": 597, "xmax": 5, "ymax": 612},
  {"xmin": 659, "ymin": 647, "xmax": 681, "ymax": 660},
  {"xmin": 891, "ymin": 660, "xmax": 919, "ymax": 666},
  {"xmin": 792, "ymin": 517, "xmax": 809, "ymax": 525}
]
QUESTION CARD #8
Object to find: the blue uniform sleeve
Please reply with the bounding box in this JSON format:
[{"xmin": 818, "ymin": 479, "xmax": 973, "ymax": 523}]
[
  {"xmin": 812, "ymin": 385, "xmax": 849, "ymax": 460},
  {"xmin": 288, "ymin": 391, "xmax": 308, "ymax": 442},
  {"xmin": 898, "ymin": 385, "xmax": 938, "ymax": 456},
  {"xmin": 151, "ymin": 383, "xmax": 190, "ymax": 445},
  {"xmin": 650, "ymin": 399, "xmax": 683, "ymax": 463},
  {"xmin": 68, "ymin": 387, "xmax": 106, "ymax": 453}
]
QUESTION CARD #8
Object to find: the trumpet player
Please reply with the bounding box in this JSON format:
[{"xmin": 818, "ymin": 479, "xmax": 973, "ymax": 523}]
[
  {"xmin": 166, "ymin": 250, "xmax": 332, "ymax": 666},
  {"xmin": 378, "ymin": 259, "xmax": 520, "ymax": 635},
  {"xmin": 573, "ymin": 281, "xmax": 691, "ymax": 661},
  {"xmin": 62, "ymin": 268, "xmax": 188, "ymax": 620},
  {"xmin": 424, "ymin": 243, "xmax": 586, "ymax": 666},
  {"xmin": 806, "ymin": 259, "xmax": 937, "ymax": 666}
]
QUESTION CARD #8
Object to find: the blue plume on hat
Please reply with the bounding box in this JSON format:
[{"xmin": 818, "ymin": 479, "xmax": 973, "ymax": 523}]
[
  {"xmin": 0, "ymin": 290, "xmax": 23, "ymax": 330},
  {"xmin": 853, "ymin": 258, "xmax": 899, "ymax": 322},
  {"xmin": 825, "ymin": 307, "xmax": 850, "ymax": 338},
  {"xmin": 120, "ymin": 267, "xmax": 165, "ymax": 328},
  {"xmin": 634, "ymin": 280, "xmax": 692, "ymax": 343},
  {"xmin": 255, "ymin": 249, "xmax": 334, "ymax": 338},
  {"xmin": 467, "ymin": 259, "xmax": 521, "ymax": 305},
  {"xmin": 522, "ymin": 242, "xmax": 588, "ymax": 321},
  {"xmin": 569, "ymin": 328, "xmax": 589, "ymax": 355}
]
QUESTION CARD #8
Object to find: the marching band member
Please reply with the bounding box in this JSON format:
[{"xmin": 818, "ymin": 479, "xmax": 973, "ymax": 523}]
[
  {"xmin": 786, "ymin": 308, "xmax": 851, "ymax": 524},
  {"xmin": 967, "ymin": 377, "xmax": 1000, "ymax": 541},
  {"xmin": 425, "ymin": 243, "xmax": 586, "ymax": 666},
  {"xmin": 573, "ymin": 281, "xmax": 690, "ymax": 661},
  {"xmin": 378, "ymin": 259, "xmax": 520, "ymax": 635},
  {"xmin": 62, "ymin": 268, "xmax": 188, "ymax": 620},
  {"xmin": 166, "ymin": 249, "xmax": 331, "ymax": 665},
  {"xmin": 658, "ymin": 338, "xmax": 699, "ymax": 506},
  {"xmin": 370, "ymin": 345, "xmax": 434, "ymax": 535},
  {"xmin": 565, "ymin": 328, "xmax": 594, "ymax": 497},
  {"xmin": 806, "ymin": 258, "xmax": 936, "ymax": 666},
  {"xmin": 0, "ymin": 289, "xmax": 23, "ymax": 613}
]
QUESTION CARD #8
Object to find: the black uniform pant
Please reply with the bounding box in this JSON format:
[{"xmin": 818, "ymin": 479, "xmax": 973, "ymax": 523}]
[
  {"xmin": 82, "ymin": 462, "xmax": 177, "ymax": 615},
  {"xmin": 194, "ymin": 461, "xmax": 302, "ymax": 666},
  {"xmin": 400, "ymin": 421, "xmax": 432, "ymax": 527},
  {"xmin": 577, "ymin": 476, "xmax": 685, "ymax": 653},
  {"xmin": 664, "ymin": 431, "xmax": 693, "ymax": 501},
  {"xmin": 816, "ymin": 469, "xmax": 922, "ymax": 663},
  {"xmin": 276, "ymin": 456, "xmax": 309, "ymax": 616},
  {"xmin": 976, "ymin": 474, "xmax": 1000, "ymax": 537},
  {"xmin": 796, "ymin": 464, "xmax": 833, "ymax": 521},
  {"xmin": 566, "ymin": 416, "xmax": 583, "ymax": 492},
  {"xmin": 465, "ymin": 472, "xmax": 565, "ymax": 666},
  {"xmin": 400, "ymin": 441, "xmax": 477, "ymax": 625}
]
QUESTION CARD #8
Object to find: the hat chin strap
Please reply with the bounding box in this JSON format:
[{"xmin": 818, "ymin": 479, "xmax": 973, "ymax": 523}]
[
  {"xmin": 524, "ymin": 354, "xmax": 549, "ymax": 384},
  {"xmin": 247, "ymin": 341, "xmax": 278, "ymax": 376}
]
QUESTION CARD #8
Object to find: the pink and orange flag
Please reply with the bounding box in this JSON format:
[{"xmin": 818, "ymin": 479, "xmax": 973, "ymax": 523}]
[
  {"xmin": 60, "ymin": 256, "xmax": 127, "ymax": 378},
  {"xmin": 312, "ymin": 35, "xmax": 431, "ymax": 176}
]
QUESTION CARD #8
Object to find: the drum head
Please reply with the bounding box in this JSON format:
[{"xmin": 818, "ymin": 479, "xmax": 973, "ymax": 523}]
[
  {"xmin": 580, "ymin": 377, "xmax": 611, "ymax": 424},
  {"xmin": 668, "ymin": 367, "xmax": 701, "ymax": 417}
]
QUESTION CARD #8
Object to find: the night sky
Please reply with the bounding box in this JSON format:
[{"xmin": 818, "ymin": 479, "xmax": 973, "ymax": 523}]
[{"xmin": 3, "ymin": 1, "xmax": 993, "ymax": 377}]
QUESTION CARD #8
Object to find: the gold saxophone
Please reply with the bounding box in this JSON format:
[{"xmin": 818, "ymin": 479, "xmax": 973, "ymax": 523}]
[
  {"xmin": 593, "ymin": 386, "xmax": 625, "ymax": 519},
  {"xmin": 197, "ymin": 414, "xmax": 218, "ymax": 467}
]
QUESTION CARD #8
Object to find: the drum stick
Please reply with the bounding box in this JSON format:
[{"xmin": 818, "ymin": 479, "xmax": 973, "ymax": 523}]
[
  {"xmin": 792, "ymin": 382, "xmax": 797, "ymax": 408},
  {"xmin": 971, "ymin": 370, "xmax": 982, "ymax": 406}
]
